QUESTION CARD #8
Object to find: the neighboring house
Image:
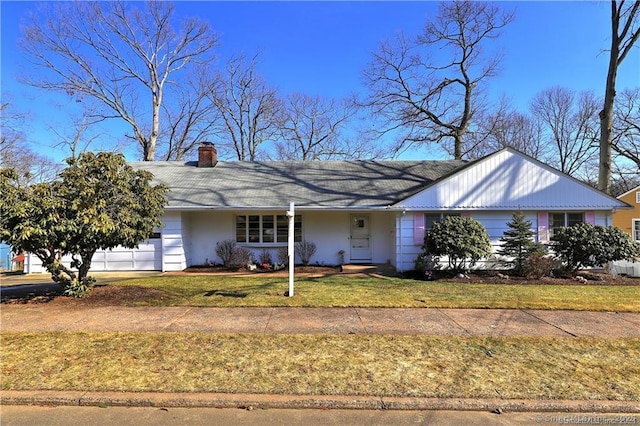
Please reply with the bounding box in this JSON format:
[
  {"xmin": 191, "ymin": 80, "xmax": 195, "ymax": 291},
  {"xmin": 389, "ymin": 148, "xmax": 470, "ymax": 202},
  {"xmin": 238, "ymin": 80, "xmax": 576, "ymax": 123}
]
[
  {"xmin": 613, "ymin": 184, "xmax": 640, "ymax": 242},
  {"xmin": 25, "ymin": 146, "xmax": 630, "ymax": 273},
  {"xmin": 612, "ymin": 185, "xmax": 640, "ymax": 277}
]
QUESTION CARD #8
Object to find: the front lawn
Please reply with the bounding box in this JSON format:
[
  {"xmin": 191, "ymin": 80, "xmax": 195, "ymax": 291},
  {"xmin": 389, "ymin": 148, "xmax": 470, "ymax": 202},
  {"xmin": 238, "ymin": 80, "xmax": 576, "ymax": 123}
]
[
  {"xmin": 3, "ymin": 332, "xmax": 638, "ymax": 401},
  {"xmin": 82, "ymin": 275, "xmax": 640, "ymax": 311}
]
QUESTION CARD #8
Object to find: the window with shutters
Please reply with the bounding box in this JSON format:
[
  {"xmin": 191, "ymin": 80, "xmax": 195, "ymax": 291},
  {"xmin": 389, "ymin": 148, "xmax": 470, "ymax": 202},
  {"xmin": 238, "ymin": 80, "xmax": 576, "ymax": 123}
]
[
  {"xmin": 424, "ymin": 212, "xmax": 461, "ymax": 229},
  {"xmin": 549, "ymin": 212, "xmax": 584, "ymax": 238}
]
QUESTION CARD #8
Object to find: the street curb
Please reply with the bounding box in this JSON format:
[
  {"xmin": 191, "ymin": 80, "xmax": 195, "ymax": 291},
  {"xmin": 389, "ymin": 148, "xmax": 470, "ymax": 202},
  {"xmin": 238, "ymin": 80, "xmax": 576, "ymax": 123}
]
[{"xmin": 2, "ymin": 391, "xmax": 639, "ymax": 413}]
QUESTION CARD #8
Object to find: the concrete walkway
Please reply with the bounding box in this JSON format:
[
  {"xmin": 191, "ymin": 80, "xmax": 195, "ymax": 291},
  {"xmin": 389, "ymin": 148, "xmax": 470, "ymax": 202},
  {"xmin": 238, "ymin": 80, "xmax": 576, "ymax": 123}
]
[{"xmin": 2, "ymin": 305, "xmax": 639, "ymax": 337}]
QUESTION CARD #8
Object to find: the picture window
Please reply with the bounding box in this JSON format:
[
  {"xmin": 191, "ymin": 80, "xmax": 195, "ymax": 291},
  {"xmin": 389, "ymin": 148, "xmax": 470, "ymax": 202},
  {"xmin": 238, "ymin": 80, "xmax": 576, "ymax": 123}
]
[{"xmin": 236, "ymin": 214, "xmax": 301, "ymax": 244}]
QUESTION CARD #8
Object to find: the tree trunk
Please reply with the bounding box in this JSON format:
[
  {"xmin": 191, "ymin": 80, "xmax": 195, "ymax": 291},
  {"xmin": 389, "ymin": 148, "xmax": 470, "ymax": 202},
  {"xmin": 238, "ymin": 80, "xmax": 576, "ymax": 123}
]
[
  {"xmin": 599, "ymin": 3, "xmax": 620, "ymax": 195},
  {"xmin": 146, "ymin": 87, "xmax": 161, "ymax": 161},
  {"xmin": 599, "ymin": 0, "xmax": 640, "ymax": 194},
  {"xmin": 599, "ymin": 67, "xmax": 616, "ymax": 194},
  {"xmin": 453, "ymin": 133, "xmax": 463, "ymax": 160},
  {"xmin": 78, "ymin": 253, "xmax": 94, "ymax": 285}
]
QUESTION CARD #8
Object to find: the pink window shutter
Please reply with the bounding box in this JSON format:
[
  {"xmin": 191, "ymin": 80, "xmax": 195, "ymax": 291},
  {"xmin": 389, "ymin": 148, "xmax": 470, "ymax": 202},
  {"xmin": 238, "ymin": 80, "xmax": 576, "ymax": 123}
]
[
  {"xmin": 413, "ymin": 213, "xmax": 425, "ymax": 245},
  {"xmin": 537, "ymin": 212, "xmax": 549, "ymax": 243},
  {"xmin": 461, "ymin": 212, "xmax": 471, "ymax": 218},
  {"xmin": 585, "ymin": 211, "xmax": 596, "ymax": 225}
]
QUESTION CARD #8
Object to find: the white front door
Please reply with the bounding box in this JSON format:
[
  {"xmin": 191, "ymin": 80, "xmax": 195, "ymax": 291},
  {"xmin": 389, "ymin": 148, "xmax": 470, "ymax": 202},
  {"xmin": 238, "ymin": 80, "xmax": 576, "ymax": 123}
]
[{"xmin": 350, "ymin": 214, "xmax": 372, "ymax": 262}]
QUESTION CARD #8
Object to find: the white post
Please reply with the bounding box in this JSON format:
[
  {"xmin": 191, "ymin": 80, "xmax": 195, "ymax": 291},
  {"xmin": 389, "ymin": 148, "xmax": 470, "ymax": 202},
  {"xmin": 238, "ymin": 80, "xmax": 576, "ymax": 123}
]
[{"xmin": 287, "ymin": 201, "xmax": 295, "ymax": 297}]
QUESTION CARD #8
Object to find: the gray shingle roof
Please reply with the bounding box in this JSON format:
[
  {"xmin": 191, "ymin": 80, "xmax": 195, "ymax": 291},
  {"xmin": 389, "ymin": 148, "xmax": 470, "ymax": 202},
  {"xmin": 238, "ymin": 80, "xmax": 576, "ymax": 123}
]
[{"xmin": 131, "ymin": 160, "xmax": 467, "ymax": 209}]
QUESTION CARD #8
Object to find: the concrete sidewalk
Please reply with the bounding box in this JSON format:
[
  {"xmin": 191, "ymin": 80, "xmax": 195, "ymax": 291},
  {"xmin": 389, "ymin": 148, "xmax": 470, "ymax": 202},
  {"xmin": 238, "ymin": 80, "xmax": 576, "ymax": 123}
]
[{"xmin": 2, "ymin": 305, "xmax": 639, "ymax": 337}]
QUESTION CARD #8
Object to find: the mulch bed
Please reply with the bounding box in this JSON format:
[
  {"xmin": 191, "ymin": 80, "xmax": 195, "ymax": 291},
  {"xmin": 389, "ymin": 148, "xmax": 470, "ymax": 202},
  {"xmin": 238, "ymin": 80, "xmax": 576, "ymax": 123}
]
[
  {"xmin": 182, "ymin": 265, "xmax": 341, "ymax": 275},
  {"xmin": 2, "ymin": 285, "xmax": 173, "ymax": 306},
  {"xmin": 428, "ymin": 270, "xmax": 640, "ymax": 286}
]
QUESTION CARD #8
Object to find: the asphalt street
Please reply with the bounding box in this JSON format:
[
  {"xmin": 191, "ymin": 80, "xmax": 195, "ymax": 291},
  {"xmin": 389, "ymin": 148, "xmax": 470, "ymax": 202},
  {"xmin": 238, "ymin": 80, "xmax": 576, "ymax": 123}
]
[{"xmin": 2, "ymin": 406, "xmax": 638, "ymax": 426}]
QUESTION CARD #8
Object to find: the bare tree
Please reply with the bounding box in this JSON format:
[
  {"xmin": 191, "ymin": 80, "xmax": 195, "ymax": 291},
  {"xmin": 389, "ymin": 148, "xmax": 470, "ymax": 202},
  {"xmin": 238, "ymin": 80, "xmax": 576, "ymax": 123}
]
[
  {"xmin": 361, "ymin": 1, "xmax": 514, "ymax": 160},
  {"xmin": 20, "ymin": 1, "xmax": 217, "ymax": 161},
  {"xmin": 610, "ymin": 160, "xmax": 640, "ymax": 196},
  {"xmin": 599, "ymin": 0, "xmax": 640, "ymax": 193},
  {"xmin": 0, "ymin": 101, "xmax": 59, "ymax": 185},
  {"xmin": 531, "ymin": 87, "xmax": 600, "ymax": 179},
  {"xmin": 49, "ymin": 97, "xmax": 108, "ymax": 161},
  {"xmin": 612, "ymin": 86, "xmax": 640, "ymax": 169},
  {"xmin": 487, "ymin": 111, "xmax": 546, "ymax": 158},
  {"xmin": 160, "ymin": 69, "xmax": 217, "ymax": 161},
  {"xmin": 459, "ymin": 98, "xmax": 547, "ymax": 160},
  {"xmin": 208, "ymin": 54, "xmax": 281, "ymax": 161},
  {"xmin": 273, "ymin": 93, "xmax": 366, "ymax": 160}
]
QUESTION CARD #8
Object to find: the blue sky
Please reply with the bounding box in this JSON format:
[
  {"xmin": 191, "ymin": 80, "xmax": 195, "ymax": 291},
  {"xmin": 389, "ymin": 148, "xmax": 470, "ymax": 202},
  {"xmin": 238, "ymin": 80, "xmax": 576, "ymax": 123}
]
[{"xmin": 1, "ymin": 1, "xmax": 639, "ymax": 162}]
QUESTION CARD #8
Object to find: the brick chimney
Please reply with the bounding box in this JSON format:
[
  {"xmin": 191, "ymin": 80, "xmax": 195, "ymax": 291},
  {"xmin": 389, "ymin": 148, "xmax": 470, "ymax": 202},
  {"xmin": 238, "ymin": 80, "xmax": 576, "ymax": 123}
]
[{"xmin": 198, "ymin": 142, "xmax": 218, "ymax": 168}]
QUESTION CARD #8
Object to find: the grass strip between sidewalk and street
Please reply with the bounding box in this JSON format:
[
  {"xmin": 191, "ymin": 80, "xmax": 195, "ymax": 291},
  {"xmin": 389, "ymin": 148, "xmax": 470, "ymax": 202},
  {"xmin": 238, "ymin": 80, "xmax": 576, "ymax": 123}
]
[
  {"xmin": 2, "ymin": 332, "xmax": 639, "ymax": 401},
  {"xmin": 104, "ymin": 275, "xmax": 640, "ymax": 311}
]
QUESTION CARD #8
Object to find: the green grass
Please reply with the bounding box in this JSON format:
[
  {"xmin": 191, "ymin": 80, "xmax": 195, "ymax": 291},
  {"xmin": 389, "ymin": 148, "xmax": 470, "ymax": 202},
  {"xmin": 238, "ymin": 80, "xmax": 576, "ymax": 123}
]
[
  {"xmin": 2, "ymin": 332, "xmax": 638, "ymax": 401},
  {"xmin": 105, "ymin": 275, "xmax": 640, "ymax": 311}
]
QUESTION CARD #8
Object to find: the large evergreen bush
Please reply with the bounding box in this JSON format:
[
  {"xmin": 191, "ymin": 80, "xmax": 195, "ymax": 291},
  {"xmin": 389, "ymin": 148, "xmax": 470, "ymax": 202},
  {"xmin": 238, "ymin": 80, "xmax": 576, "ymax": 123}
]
[
  {"xmin": 422, "ymin": 216, "xmax": 492, "ymax": 272},
  {"xmin": 551, "ymin": 223, "xmax": 640, "ymax": 273}
]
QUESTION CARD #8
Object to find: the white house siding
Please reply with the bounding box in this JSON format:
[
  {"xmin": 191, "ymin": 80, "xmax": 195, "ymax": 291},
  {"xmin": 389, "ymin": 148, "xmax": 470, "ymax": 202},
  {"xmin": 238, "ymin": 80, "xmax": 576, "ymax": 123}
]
[
  {"xmin": 390, "ymin": 149, "xmax": 626, "ymax": 272},
  {"xmin": 303, "ymin": 211, "xmax": 396, "ymax": 265},
  {"xmin": 397, "ymin": 149, "xmax": 624, "ymax": 211},
  {"xmin": 161, "ymin": 211, "xmax": 187, "ymax": 271},
  {"xmin": 181, "ymin": 210, "xmax": 348, "ymax": 266},
  {"xmin": 178, "ymin": 209, "xmax": 397, "ymax": 267},
  {"xmin": 395, "ymin": 213, "xmax": 419, "ymax": 272},
  {"xmin": 183, "ymin": 210, "xmax": 235, "ymax": 266},
  {"xmin": 302, "ymin": 211, "xmax": 350, "ymax": 265},
  {"xmin": 24, "ymin": 214, "xmax": 190, "ymax": 274},
  {"xmin": 370, "ymin": 211, "xmax": 396, "ymax": 265},
  {"xmin": 595, "ymin": 211, "xmax": 612, "ymax": 226},
  {"xmin": 395, "ymin": 211, "xmax": 519, "ymax": 272},
  {"xmin": 394, "ymin": 210, "xmax": 615, "ymax": 272}
]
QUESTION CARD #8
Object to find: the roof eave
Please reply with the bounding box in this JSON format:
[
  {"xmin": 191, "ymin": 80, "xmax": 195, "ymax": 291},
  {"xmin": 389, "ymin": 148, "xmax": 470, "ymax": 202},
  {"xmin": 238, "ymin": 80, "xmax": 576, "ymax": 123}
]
[{"xmin": 164, "ymin": 205, "xmax": 395, "ymax": 211}]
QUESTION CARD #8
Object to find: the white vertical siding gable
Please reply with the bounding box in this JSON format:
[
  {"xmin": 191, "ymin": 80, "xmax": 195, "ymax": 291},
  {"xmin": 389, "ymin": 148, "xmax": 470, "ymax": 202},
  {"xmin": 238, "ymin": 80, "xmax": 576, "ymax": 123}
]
[{"xmin": 395, "ymin": 149, "xmax": 627, "ymax": 211}]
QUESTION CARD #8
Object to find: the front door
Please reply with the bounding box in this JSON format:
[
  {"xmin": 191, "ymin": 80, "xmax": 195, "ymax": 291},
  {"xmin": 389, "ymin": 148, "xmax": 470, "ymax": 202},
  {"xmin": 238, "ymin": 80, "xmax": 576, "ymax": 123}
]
[{"xmin": 350, "ymin": 214, "xmax": 372, "ymax": 262}]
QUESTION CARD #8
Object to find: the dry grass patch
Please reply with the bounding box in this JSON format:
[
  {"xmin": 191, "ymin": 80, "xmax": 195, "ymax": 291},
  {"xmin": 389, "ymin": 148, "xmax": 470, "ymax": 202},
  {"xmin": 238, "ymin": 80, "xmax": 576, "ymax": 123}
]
[{"xmin": 2, "ymin": 332, "xmax": 638, "ymax": 400}]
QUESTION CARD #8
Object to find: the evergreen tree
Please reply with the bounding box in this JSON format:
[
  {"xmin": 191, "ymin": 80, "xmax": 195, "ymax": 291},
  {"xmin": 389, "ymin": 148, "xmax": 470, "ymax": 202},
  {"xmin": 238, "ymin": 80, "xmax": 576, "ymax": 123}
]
[{"xmin": 497, "ymin": 211, "xmax": 541, "ymax": 276}]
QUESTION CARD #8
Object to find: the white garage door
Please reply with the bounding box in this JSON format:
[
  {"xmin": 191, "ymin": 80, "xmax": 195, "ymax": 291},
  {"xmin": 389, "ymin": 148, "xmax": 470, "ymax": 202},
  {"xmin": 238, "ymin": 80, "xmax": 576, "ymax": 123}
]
[{"xmin": 91, "ymin": 237, "xmax": 162, "ymax": 271}]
